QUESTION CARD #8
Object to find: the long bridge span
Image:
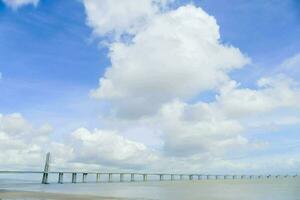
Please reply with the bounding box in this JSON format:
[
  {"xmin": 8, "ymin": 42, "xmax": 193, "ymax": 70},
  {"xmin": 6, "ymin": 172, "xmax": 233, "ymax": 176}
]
[{"xmin": 0, "ymin": 153, "xmax": 298, "ymax": 184}]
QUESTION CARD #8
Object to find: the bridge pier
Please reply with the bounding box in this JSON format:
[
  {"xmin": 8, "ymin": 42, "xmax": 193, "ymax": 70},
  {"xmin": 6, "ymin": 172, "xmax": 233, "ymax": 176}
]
[
  {"xmin": 109, "ymin": 173, "xmax": 113, "ymax": 182},
  {"xmin": 159, "ymin": 174, "xmax": 163, "ymax": 181},
  {"xmin": 58, "ymin": 173, "xmax": 63, "ymax": 184},
  {"xmin": 96, "ymin": 173, "xmax": 100, "ymax": 182},
  {"xmin": 198, "ymin": 175, "xmax": 201, "ymax": 180},
  {"xmin": 120, "ymin": 173, "xmax": 124, "ymax": 182},
  {"xmin": 72, "ymin": 173, "xmax": 77, "ymax": 183},
  {"xmin": 82, "ymin": 173, "xmax": 88, "ymax": 183},
  {"xmin": 143, "ymin": 174, "xmax": 147, "ymax": 181},
  {"xmin": 189, "ymin": 175, "xmax": 193, "ymax": 180},
  {"xmin": 131, "ymin": 173, "xmax": 135, "ymax": 182},
  {"xmin": 180, "ymin": 175, "xmax": 183, "ymax": 180},
  {"xmin": 42, "ymin": 173, "xmax": 49, "ymax": 184},
  {"xmin": 171, "ymin": 174, "xmax": 174, "ymax": 181}
]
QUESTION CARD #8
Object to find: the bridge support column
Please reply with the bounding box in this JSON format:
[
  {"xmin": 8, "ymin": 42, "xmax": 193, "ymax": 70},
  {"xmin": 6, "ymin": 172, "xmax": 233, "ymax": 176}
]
[
  {"xmin": 206, "ymin": 175, "xmax": 209, "ymax": 180},
  {"xmin": 180, "ymin": 175, "xmax": 183, "ymax": 180},
  {"xmin": 58, "ymin": 173, "xmax": 63, "ymax": 184},
  {"xmin": 96, "ymin": 173, "xmax": 100, "ymax": 182},
  {"xmin": 109, "ymin": 173, "xmax": 112, "ymax": 182},
  {"xmin": 42, "ymin": 173, "xmax": 49, "ymax": 184},
  {"xmin": 83, "ymin": 173, "xmax": 88, "ymax": 183},
  {"xmin": 143, "ymin": 174, "xmax": 147, "ymax": 182},
  {"xmin": 171, "ymin": 174, "xmax": 174, "ymax": 181},
  {"xmin": 159, "ymin": 174, "xmax": 163, "ymax": 181},
  {"xmin": 131, "ymin": 173, "xmax": 135, "ymax": 182},
  {"xmin": 120, "ymin": 174, "xmax": 124, "ymax": 182},
  {"xmin": 189, "ymin": 175, "xmax": 193, "ymax": 180},
  {"xmin": 72, "ymin": 173, "xmax": 77, "ymax": 183}
]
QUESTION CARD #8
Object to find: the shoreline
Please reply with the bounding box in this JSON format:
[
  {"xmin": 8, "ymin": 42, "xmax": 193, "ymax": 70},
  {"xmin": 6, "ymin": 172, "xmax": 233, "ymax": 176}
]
[{"xmin": 0, "ymin": 189, "xmax": 130, "ymax": 200}]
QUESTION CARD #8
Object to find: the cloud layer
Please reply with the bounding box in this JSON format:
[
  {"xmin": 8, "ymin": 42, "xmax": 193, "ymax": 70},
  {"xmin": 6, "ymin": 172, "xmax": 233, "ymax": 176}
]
[
  {"xmin": 82, "ymin": 0, "xmax": 300, "ymax": 172},
  {"xmin": 0, "ymin": 113, "xmax": 156, "ymax": 170}
]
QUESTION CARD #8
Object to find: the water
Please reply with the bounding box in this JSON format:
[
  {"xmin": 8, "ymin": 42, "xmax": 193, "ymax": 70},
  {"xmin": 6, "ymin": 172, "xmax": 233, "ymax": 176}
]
[{"xmin": 1, "ymin": 178, "xmax": 300, "ymax": 200}]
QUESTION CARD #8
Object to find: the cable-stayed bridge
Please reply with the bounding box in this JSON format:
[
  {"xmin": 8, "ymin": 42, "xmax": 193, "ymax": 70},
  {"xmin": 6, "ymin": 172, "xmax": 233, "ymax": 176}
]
[{"xmin": 0, "ymin": 153, "xmax": 298, "ymax": 184}]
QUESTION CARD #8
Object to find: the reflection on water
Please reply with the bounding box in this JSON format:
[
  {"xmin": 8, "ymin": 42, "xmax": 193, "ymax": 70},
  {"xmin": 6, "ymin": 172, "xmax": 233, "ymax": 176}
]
[{"xmin": 1, "ymin": 178, "xmax": 300, "ymax": 200}]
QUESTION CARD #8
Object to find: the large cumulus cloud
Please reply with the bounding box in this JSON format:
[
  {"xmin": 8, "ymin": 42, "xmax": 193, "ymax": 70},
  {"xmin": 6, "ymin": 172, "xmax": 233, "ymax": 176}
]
[{"xmin": 90, "ymin": 5, "xmax": 250, "ymax": 118}]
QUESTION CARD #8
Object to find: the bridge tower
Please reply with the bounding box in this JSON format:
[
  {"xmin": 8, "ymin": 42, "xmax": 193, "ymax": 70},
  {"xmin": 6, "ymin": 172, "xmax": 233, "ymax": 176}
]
[{"xmin": 42, "ymin": 152, "xmax": 51, "ymax": 184}]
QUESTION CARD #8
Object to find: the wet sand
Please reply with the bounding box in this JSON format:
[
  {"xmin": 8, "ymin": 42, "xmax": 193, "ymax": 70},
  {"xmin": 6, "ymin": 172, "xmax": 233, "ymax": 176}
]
[{"xmin": 0, "ymin": 190, "xmax": 130, "ymax": 200}]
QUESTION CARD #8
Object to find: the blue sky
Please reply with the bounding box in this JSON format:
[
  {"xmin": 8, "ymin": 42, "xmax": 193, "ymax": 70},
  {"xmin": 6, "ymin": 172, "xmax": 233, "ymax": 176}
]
[
  {"xmin": 0, "ymin": 0, "xmax": 108, "ymax": 137},
  {"xmin": 0, "ymin": 0, "xmax": 300, "ymax": 172}
]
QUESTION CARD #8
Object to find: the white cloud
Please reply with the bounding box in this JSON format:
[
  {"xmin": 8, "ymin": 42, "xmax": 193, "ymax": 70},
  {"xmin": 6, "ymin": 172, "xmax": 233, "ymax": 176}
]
[
  {"xmin": 278, "ymin": 52, "xmax": 300, "ymax": 76},
  {"xmin": 0, "ymin": 113, "xmax": 53, "ymax": 169},
  {"xmin": 215, "ymin": 75, "xmax": 300, "ymax": 118},
  {"xmin": 83, "ymin": 0, "xmax": 172, "ymax": 38},
  {"xmin": 2, "ymin": 0, "xmax": 39, "ymax": 10},
  {"xmin": 0, "ymin": 114, "xmax": 76, "ymax": 171},
  {"xmin": 94, "ymin": 74, "xmax": 300, "ymax": 158},
  {"xmin": 158, "ymin": 100, "xmax": 248, "ymax": 156},
  {"xmin": 69, "ymin": 128, "xmax": 158, "ymax": 169},
  {"xmin": 90, "ymin": 5, "xmax": 249, "ymax": 118},
  {"xmin": 0, "ymin": 113, "xmax": 157, "ymax": 170},
  {"xmin": 158, "ymin": 75, "xmax": 300, "ymax": 156}
]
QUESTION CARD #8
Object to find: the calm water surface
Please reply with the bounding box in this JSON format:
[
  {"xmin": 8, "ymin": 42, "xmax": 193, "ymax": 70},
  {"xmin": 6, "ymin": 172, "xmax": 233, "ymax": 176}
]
[{"xmin": 1, "ymin": 178, "xmax": 300, "ymax": 200}]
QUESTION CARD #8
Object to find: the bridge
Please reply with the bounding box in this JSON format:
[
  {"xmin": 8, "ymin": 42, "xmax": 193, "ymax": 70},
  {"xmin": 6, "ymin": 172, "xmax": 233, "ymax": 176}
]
[{"xmin": 0, "ymin": 153, "xmax": 298, "ymax": 184}]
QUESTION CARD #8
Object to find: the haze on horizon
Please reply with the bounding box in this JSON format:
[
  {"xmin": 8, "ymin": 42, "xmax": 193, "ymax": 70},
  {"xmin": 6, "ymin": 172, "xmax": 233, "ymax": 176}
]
[{"xmin": 0, "ymin": 0, "xmax": 300, "ymax": 174}]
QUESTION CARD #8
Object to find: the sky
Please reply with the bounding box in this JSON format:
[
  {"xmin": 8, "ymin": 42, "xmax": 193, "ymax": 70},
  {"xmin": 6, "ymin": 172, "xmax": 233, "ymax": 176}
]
[{"xmin": 0, "ymin": 0, "xmax": 300, "ymax": 174}]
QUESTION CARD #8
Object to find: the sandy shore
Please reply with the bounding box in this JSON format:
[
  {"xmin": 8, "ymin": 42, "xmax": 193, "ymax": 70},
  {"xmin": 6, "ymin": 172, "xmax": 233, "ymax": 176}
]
[{"xmin": 0, "ymin": 190, "xmax": 129, "ymax": 200}]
